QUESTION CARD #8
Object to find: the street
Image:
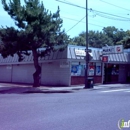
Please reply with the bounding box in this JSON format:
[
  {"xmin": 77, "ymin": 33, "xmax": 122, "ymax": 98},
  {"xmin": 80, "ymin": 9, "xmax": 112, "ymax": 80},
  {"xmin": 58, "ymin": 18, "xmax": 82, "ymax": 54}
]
[{"xmin": 0, "ymin": 86, "xmax": 130, "ymax": 130}]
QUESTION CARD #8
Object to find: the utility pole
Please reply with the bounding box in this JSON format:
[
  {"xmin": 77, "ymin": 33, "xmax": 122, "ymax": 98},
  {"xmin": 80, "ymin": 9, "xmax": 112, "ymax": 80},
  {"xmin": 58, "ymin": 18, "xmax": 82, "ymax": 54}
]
[
  {"xmin": 84, "ymin": 0, "xmax": 89, "ymax": 89},
  {"xmin": 56, "ymin": 0, "xmax": 89, "ymax": 88}
]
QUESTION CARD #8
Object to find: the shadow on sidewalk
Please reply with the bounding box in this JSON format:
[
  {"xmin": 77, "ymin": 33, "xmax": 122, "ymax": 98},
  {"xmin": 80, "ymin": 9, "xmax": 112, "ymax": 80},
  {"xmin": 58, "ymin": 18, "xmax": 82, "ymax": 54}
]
[{"xmin": 0, "ymin": 86, "xmax": 73, "ymax": 94}]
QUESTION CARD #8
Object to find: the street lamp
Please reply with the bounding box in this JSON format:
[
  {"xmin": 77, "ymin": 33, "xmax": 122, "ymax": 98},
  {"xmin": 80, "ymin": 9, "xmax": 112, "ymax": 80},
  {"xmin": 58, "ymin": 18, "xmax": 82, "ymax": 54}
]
[{"xmin": 84, "ymin": 0, "xmax": 89, "ymax": 89}]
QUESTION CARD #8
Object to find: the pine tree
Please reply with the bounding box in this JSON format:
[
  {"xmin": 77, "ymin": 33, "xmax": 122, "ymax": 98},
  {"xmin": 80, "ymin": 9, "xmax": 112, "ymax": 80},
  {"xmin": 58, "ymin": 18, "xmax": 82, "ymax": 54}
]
[{"xmin": 0, "ymin": 0, "xmax": 69, "ymax": 87}]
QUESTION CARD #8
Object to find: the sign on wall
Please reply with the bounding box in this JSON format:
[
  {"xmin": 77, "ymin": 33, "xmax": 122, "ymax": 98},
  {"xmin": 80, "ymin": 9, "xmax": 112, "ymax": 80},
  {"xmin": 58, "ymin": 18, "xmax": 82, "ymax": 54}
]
[
  {"xmin": 102, "ymin": 45, "xmax": 123, "ymax": 54},
  {"xmin": 71, "ymin": 65, "xmax": 83, "ymax": 76},
  {"xmin": 102, "ymin": 56, "xmax": 108, "ymax": 62},
  {"xmin": 75, "ymin": 49, "xmax": 86, "ymax": 56},
  {"xmin": 115, "ymin": 45, "xmax": 123, "ymax": 53}
]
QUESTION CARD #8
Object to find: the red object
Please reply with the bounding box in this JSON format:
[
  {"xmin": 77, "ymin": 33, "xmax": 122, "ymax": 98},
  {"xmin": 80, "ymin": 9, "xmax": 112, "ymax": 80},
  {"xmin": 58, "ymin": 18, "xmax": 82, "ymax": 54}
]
[
  {"xmin": 116, "ymin": 47, "xmax": 121, "ymax": 52},
  {"xmin": 102, "ymin": 56, "xmax": 108, "ymax": 62}
]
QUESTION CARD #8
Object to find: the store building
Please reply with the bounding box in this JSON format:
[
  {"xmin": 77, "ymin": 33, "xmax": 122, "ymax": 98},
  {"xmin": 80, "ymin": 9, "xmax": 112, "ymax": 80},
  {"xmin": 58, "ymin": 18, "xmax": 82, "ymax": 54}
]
[{"xmin": 0, "ymin": 45, "xmax": 130, "ymax": 86}]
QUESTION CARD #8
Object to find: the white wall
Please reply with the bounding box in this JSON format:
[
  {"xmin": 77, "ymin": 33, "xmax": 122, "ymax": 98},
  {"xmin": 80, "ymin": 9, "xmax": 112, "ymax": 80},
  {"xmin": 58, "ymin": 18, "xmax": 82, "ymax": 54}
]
[
  {"xmin": 12, "ymin": 64, "xmax": 35, "ymax": 84},
  {"xmin": 0, "ymin": 61, "xmax": 71, "ymax": 86},
  {"xmin": 0, "ymin": 65, "xmax": 12, "ymax": 82},
  {"xmin": 41, "ymin": 61, "xmax": 71, "ymax": 86}
]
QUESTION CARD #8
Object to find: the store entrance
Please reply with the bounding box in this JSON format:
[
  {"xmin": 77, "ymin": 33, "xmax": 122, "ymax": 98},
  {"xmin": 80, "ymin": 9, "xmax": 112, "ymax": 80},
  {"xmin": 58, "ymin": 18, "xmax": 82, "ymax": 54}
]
[{"xmin": 104, "ymin": 64, "xmax": 119, "ymax": 83}]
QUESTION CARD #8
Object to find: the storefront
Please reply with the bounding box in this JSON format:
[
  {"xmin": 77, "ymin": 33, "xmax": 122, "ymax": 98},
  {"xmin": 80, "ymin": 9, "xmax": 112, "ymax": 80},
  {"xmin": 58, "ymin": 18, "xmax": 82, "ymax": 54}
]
[
  {"xmin": 68, "ymin": 46, "xmax": 103, "ymax": 85},
  {"xmin": 101, "ymin": 45, "xmax": 130, "ymax": 84},
  {"xmin": 104, "ymin": 64, "xmax": 119, "ymax": 83},
  {"xmin": 0, "ymin": 45, "xmax": 130, "ymax": 86},
  {"xmin": 71, "ymin": 62, "xmax": 102, "ymax": 85}
]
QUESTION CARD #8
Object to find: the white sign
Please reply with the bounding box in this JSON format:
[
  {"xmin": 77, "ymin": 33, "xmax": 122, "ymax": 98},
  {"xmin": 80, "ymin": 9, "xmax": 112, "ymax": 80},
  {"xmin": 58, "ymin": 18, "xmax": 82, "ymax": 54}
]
[
  {"xmin": 75, "ymin": 49, "xmax": 86, "ymax": 56},
  {"xmin": 102, "ymin": 45, "xmax": 123, "ymax": 54},
  {"xmin": 115, "ymin": 45, "xmax": 123, "ymax": 53}
]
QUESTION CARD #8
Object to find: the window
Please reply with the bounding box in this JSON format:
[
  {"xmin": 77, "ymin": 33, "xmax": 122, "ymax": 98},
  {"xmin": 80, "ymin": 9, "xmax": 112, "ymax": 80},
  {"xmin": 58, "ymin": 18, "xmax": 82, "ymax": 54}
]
[
  {"xmin": 88, "ymin": 63, "xmax": 95, "ymax": 76},
  {"xmin": 71, "ymin": 64, "xmax": 85, "ymax": 76},
  {"xmin": 71, "ymin": 62, "xmax": 102, "ymax": 76},
  {"xmin": 96, "ymin": 63, "xmax": 101, "ymax": 76}
]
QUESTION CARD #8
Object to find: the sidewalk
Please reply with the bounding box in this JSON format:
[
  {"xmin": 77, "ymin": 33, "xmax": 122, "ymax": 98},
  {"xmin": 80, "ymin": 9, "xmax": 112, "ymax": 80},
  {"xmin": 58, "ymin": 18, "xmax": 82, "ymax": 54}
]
[{"xmin": 0, "ymin": 83, "xmax": 130, "ymax": 94}]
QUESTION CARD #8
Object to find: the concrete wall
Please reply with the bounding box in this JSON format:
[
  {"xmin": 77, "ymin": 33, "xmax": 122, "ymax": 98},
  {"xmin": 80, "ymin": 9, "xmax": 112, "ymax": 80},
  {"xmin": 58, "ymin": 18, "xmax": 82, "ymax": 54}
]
[
  {"xmin": 41, "ymin": 61, "xmax": 71, "ymax": 86},
  {"xmin": 0, "ymin": 65, "xmax": 12, "ymax": 82},
  {"xmin": 0, "ymin": 61, "xmax": 71, "ymax": 86},
  {"xmin": 12, "ymin": 64, "xmax": 35, "ymax": 84}
]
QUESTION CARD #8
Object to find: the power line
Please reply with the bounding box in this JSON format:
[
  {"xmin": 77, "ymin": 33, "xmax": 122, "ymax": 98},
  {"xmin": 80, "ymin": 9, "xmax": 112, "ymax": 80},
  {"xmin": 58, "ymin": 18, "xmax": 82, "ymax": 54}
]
[
  {"xmin": 62, "ymin": 16, "xmax": 104, "ymax": 28},
  {"xmin": 56, "ymin": 0, "xmax": 86, "ymax": 9},
  {"xmin": 56, "ymin": 0, "xmax": 130, "ymax": 21},
  {"xmin": 66, "ymin": 16, "xmax": 86, "ymax": 32},
  {"xmin": 95, "ymin": 11, "xmax": 130, "ymax": 21},
  {"xmin": 46, "ymin": 0, "xmax": 130, "ymax": 30},
  {"xmin": 90, "ymin": 9, "xmax": 130, "ymax": 21},
  {"xmin": 88, "ymin": 23, "xmax": 104, "ymax": 28},
  {"xmin": 43, "ymin": 3, "xmax": 106, "ymax": 30},
  {"xmin": 55, "ymin": 0, "xmax": 130, "ymax": 32},
  {"xmin": 100, "ymin": 0, "xmax": 130, "ymax": 12},
  {"xmin": 45, "ymin": 5, "xmax": 83, "ymax": 17},
  {"xmin": 61, "ymin": 16, "xmax": 85, "ymax": 23},
  {"xmin": 45, "ymin": 5, "xmax": 108, "ymax": 25}
]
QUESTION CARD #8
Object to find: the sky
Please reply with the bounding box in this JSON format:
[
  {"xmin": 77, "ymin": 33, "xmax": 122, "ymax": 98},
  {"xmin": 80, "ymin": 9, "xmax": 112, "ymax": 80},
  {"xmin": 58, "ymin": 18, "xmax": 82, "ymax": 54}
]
[{"xmin": 0, "ymin": 0, "xmax": 130, "ymax": 38}]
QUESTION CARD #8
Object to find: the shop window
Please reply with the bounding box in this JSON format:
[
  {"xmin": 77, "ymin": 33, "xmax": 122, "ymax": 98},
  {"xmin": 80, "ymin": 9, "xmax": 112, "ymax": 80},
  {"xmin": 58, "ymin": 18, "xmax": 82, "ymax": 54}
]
[
  {"xmin": 71, "ymin": 62, "xmax": 102, "ymax": 76},
  {"xmin": 88, "ymin": 63, "xmax": 95, "ymax": 76},
  {"xmin": 96, "ymin": 63, "xmax": 101, "ymax": 76},
  {"xmin": 111, "ymin": 65, "xmax": 119, "ymax": 75},
  {"xmin": 71, "ymin": 65, "xmax": 85, "ymax": 76}
]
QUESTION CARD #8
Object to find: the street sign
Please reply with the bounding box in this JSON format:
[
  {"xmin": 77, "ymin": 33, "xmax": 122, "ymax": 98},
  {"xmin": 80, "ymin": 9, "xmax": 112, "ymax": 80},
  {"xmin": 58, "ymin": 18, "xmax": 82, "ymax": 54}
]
[{"xmin": 102, "ymin": 45, "xmax": 123, "ymax": 55}]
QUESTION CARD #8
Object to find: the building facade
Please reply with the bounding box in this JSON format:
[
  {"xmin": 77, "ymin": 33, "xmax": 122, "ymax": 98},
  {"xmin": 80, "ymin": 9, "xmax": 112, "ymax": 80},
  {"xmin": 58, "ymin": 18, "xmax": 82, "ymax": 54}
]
[{"xmin": 0, "ymin": 45, "xmax": 130, "ymax": 86}]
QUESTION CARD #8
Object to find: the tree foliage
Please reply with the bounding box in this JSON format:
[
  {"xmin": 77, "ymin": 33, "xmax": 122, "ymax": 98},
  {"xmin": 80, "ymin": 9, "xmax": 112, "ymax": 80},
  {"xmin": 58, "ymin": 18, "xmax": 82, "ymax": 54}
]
[
  {"xmin": 103, "ymin": 26, "xmax": 126, "ymax": 45},
  {"xmin": 0, "ymin": 0, "xmax": 69, "ymax": 87},
  {"xmin": 70, "ymin": 30, "xmax": 113, "ymax": 48},
  {"xmin": 116, "ymin": 30, "xmax": 130, "ymax": 48},
  {"xmin": 70, "ymin": 26, "xmax": 130, "ymax": 48}
]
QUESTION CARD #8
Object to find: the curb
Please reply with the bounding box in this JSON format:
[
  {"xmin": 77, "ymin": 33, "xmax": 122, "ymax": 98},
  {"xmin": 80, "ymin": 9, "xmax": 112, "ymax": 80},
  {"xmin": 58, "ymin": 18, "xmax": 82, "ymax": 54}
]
[{"xmin": 0, "ymin": 83, "xmax": 130, "ymax": 94}]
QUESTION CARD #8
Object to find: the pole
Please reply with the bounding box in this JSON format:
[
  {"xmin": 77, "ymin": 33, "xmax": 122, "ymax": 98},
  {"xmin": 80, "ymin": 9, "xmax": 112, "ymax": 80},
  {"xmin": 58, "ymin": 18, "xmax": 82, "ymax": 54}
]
[{"xmin": 84, "ymin": 0, "xmax": 89, "ymax": 89}]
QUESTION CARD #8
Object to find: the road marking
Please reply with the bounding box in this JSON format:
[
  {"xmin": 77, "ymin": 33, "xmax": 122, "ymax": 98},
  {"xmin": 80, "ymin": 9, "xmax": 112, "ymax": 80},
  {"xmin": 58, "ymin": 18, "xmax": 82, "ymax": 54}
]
[
  {"xmin": 124, "ymin": 90, "xmax": 130, "ymax": 92},
  {"xmin": 100, "ymin": 89, "xmax": 130, "ymax": 93}
]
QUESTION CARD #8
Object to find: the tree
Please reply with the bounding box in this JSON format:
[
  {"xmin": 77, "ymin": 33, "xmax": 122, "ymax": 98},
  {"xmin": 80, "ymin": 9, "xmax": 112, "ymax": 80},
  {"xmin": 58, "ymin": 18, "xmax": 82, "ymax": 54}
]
[
  {"xmin": 88, "ymin": 30, "xmax": 113, "ymax": 48},
  {"xmin": 115, "ymin": 30, "xmax": 130, "ymax": 48},
  {"xmin": 103, "ymin": 26, "xmax": 126, "ymax": 44},
  {"xmin": 70, "ymin": 31, "xmax": 86, "ymax": 46},
  {"xmin": 0, "ymin": 0, "xmax": 69, "ymax": 87},
  {"xmin": 70, "ymin": 31, "xmax": 113, "ymax": 48},
  {"xmin": 116, "ymin": 36, "xmax": 130, "ymax": 48}
]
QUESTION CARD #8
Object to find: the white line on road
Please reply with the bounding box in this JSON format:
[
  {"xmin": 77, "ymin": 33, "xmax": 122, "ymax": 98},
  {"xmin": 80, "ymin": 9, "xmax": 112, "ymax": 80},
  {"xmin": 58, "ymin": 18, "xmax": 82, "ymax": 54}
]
[
  {"xmin": 124, "ymin": 90, "xmax": 130, "ymax": 92},
  {"xmin": 100, "ymin": 89, "xmax": 130, "ymax": 93}
]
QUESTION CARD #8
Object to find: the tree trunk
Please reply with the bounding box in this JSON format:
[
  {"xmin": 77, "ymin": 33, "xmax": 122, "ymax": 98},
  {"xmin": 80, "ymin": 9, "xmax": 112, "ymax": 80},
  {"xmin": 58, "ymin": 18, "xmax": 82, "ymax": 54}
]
[{"xmin": 32, "ymin": 48, "xmax": 41, "ymax": 87}]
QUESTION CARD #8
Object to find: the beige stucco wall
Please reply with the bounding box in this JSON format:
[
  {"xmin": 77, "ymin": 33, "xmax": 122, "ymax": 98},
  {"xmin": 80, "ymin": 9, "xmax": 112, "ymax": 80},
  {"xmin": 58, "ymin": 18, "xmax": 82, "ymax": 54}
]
[
  {"xmin": 12, "ymin": 64, "xmax": 35, "ymax": 84},
  {"xmin": 41, "ymin": 61, "xmax": 71, "ymax": 86},
  {"xmin": 0, "ymin": 65, "xmax": 12, "ymax": 82},
  {"xmin": 0, "ymin": 61, "xmax": 71, "ymax": 86}
]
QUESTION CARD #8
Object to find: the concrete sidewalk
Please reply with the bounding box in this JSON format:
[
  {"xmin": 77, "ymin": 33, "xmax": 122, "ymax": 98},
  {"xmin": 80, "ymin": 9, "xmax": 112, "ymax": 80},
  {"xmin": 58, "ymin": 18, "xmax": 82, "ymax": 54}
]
[{"xmin": 0, "ymin": 83, "xmax": 130, "ymax": 94}]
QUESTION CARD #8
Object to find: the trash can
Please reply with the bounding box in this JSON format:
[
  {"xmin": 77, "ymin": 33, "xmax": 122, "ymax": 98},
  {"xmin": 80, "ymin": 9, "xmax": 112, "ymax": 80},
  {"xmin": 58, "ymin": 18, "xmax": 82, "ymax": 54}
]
[{"xmin": 88, "ymin": 77, "xmax": 94, "ymax": 88}]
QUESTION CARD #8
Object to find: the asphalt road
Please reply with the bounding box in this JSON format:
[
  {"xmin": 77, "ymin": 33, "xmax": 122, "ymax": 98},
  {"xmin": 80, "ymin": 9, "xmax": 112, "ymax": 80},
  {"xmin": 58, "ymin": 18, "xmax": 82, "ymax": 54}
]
[{"xmin": 0, "ymin": 87, "xmax": 130, "ymax": 130}]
